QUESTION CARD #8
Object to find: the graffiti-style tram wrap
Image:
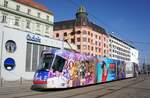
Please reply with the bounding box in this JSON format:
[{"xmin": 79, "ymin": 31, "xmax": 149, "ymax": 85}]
[{"xmin": 32, "ymin": 49, "xmax": 137, "ymax": 89}]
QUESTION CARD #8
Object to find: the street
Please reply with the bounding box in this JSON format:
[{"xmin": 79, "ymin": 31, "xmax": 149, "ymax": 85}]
[{"xmin": 0, "ymin": 74, "xmax": 150, "ymax": 98}]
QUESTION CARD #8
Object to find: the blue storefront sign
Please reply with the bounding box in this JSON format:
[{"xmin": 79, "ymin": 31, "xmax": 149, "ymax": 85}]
[
  {"xmin": 4, "ymin": 58, "xmax": 16, "ymax": 71},
  {"xmin": 26, "ymin": 34, "xmax": 41, "ymax": 43}
]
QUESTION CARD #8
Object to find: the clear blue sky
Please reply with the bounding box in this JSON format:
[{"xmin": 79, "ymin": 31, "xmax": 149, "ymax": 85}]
[{"xmin": 36, "ymin": 0, "xmax": 150, "ymax": 64}]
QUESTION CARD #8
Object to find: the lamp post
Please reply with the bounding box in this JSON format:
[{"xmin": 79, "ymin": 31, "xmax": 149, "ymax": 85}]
[
  {"xmin": 61, "ymin": 33, "xmax": 64, "ymax": 50},
  {"xmin": 0, "ymin": 24, "xmax": 4, "ymax": 81}
]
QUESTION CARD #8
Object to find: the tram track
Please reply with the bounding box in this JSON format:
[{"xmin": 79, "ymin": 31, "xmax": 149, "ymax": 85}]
[
  {"xmin": 95, "ymin": 77, "xmax": 147, "ymax": 98},
  {"xmin": 62, "ymin": 77, "xmax": 147, "ymax": 98},
  {"xmin": 0, "ymin": 76, "xmax": 148, "ymax": 98}
]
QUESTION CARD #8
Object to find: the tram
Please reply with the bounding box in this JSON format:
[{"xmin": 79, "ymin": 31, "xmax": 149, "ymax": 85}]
[{"xmin": 32, "ymin": 49, "xmax": 137, "ymax": 89}]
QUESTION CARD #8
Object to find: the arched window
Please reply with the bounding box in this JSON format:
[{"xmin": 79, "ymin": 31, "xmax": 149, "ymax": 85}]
[
  {"xmin": 64, "ymin": 32, "xmax": 67, "ymax": 36},
  {"xmin": 56, "ymin": 33, "xmax": 59, "ymax": 37}
]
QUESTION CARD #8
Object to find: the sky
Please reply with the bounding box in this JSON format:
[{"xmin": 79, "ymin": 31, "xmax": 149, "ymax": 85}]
[{"xmin": 35, "ymin": 0, "xmax": 150, "ymax": 64}]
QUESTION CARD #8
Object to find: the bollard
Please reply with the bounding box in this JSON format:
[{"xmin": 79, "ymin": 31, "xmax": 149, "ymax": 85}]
[
  {"xmin": 20, "ymin": 77, "xmax": 23, "ymax": 85},
  {"xmin": 0, "ymin": 78, "xmax": 3, "ymax": 87}
]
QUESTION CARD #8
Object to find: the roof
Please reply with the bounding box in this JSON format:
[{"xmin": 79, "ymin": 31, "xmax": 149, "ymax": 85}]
[
  {"xmin": 109, "ymin": 34, "xmax": 136, "ymax": 49},
  {"xmin": 13, "ymin": 0, "xmax": 53, "ymax": 15},
  {"xmin": 54, "ymin": 19, "xmax": 108, "ymax": 35}
]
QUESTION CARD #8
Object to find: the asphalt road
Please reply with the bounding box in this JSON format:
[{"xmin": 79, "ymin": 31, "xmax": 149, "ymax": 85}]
[{"xmin": 0, "ymin": 74, "xmax": 150, "ymax": 98}]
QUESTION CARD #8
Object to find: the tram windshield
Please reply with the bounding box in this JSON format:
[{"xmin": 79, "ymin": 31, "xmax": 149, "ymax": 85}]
[
  {"xmin": 39, "ymin": 54, "xmax": 54, "ymax": 70},
  {"xmin": 52, "ymin": 55, "xmax": 66, "ymax": 72},
  {"xmin": 39, "ymin": 53, "xmax": 66, "ymax": 72}
]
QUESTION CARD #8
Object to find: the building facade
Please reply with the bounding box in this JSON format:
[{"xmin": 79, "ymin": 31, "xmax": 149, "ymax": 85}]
[
  {"xmin": 109, "ymin": 34, "xmax": 139, "ymax": 64},
  {"xmin": 53, "ymin": 6, "xmax": 109, "ymax": 57},
  {"xmin": 130, "ymin": 47, "xmax": 139, "ymax": 64},
  {"xmin": 0, "ymin": 0, "xmax": 53, "ymax": 37},
  {"xmin": 0, "ymin": 0, "xmax": 76, "ymax": 81}
]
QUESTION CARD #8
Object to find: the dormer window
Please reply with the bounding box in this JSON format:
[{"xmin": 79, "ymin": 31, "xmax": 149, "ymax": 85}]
[
  {"xmin": 16, "ymin": 5, "xmax": 20, "ymax": 11},
  {"xmin": 26, "ymin": 20, "xmax": 30, "ymax": 29},
  {"xmin": 46, "ymin": 15, "xmax": 49, "ymax": 21},
  {"xmin": 4, "ymin": 0, "xmax": 8, "ymax": 7},
  {"xmin": 27, "ymin": 9, "xmax": 31, "ymax": 15},
  {"xmin": 37, "ymin": 12, "xmax": 40, "ymax": 18},
  {"xmin": 1, "ymin": 15, "xmax": 7, "ymax": 23}
]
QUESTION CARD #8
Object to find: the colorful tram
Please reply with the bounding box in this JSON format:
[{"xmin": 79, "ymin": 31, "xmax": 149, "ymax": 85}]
[{"xmin": 32, "ymin": 49, "xmax": 138, "ymax": 89}]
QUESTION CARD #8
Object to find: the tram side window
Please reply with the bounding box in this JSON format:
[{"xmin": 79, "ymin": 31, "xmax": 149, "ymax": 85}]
[
  {"xmin": 41, "ymin": 54, "xmax": 54, "ymax": 70},
  {"xmin": 52, "ymin": 55, "xmax": 66, "ymax": 72}
]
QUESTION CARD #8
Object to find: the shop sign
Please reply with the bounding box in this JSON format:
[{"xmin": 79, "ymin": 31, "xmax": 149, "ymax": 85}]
[
  {"xmin": 4, "ymin": 58, "xmax": 16, "ymax": 71},
  {"xmin": 5, "ymin": 40, "xmax": 17, "ymax": 53},
  {"xmin": 26, "ymin": 34, "xmax": 41, "ymax": 43}
]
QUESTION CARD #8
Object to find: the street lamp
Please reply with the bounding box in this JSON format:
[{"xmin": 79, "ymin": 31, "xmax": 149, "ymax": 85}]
[{"xmin": 0, "ymin": 24, "xmax": 4, "ymax": 80}]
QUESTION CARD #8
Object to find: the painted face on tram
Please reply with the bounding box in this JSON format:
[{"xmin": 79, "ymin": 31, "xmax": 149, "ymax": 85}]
[
  {"xmin": 70, "ymin": 62, "xmax": 74, "ymax": 68},
  {"xmin": 55, "ymin": 71, "xmax": 60, "ymax": 77}
]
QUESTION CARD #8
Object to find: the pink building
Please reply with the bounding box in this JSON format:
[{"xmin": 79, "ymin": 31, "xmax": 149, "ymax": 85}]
[{"xmin": 53, "ymin": 6, "xmax": 109, "ymax": 57}]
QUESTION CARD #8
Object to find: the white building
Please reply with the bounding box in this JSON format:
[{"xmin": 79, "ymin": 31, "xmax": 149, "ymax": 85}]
[
  {"xmin": 0, "ymin": 0, "xmax": 77, "ymax": 81},
  {"xmin": 130, "ymin": 48, "xmax": 139, "ymax": 64},
  {"xmin": 0, "ymin": 0, "xmax": 53, "ymax": 37},
  {"xmin": 109, "ymin": 34, "xmax": 139, "ymax": 64}
]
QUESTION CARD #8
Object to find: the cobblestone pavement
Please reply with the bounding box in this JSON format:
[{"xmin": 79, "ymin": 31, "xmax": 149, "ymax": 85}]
[{"xmin": 0, "ymin": 74, "xmax": 149, "ymax": 98}]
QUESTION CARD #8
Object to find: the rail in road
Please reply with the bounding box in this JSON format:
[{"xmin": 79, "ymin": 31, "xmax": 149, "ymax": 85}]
[{"xmin": 0, "ymin": 75, "xmax": 149, "ymax": 98}]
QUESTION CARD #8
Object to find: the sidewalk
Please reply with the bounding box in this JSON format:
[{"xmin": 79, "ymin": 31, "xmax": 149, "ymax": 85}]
[{"xmin": 0, "ymin": 79, "xmax": 33, "ymax": 88}]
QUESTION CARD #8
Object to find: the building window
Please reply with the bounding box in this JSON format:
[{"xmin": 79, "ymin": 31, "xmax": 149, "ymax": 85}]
[
  {"xmin": 4, "ymin": 0, "xmax": 8, "ymax": 7},
  {"xmin": 95, "ymin": 34, "xmax": 97, "ymax": 38},
  {"xmin": 56, "ymin": 33, "xmax": 59, "ymax": 38},
  {"xmin": 82, "ymin": 30, "xmax": 87, "ymax": 35},
  {"xmin": 83, "ymin": 45, "xmax": 87, "ymax": 49},
  {"xmin": 104, "ymin": 43, "xmax": 106, "ymax": 47},
  {"xmin": 104, "ymin": 50, "xmax": 106, "ymax": 54},
  {"xmin": 99, "ymin": 48, "xmax": 101, "ymax": 52},
  {"xmin": 91, "ymin": 33, "xmax": 93, "ymax": 37},
  {"xmin": 46, "ymin": 15, "xmax": 49, "ymax": 21},
  {"xmin": 16, "ymin": 5, "xmax": 20, "ymax": 11},
  {"xmin": 76, "ymin": 31, "xmax": 81, "ymax": 34},
  {"xmin": 36, "ymin": 23, "xmax": 41, "ymax": 31},
  {"xmin": 88, "ymin": 46, "xmax": 90, "ymax": 50},
  {"xmin": 95, "ymin": 47, "xmax": 98, "ymax": 52},
  {"xmin": 77, "ymin": 45, "xmax": 80, "ymax": 49},
  {"xmin": 27, "ymin": 9, "xmax": 31, "ymax": 15},
  {"xmin": 95, "ymin": 41, "xmax": 98, "ymax": 45},
  {"xmin": 37, "ymin": 12, "xmax": 41, "ymax": 18},
  {"xmin": 77, "ymin": 38, "xmax": 80, "ymax": 42},
  {"xmin": 14, "ymin": 17, "xmax": 20, "ymax": 26},
  {"xmin": 1, "ymin": 15, "xmax": 7, "ymax": 23},
  {"xmin": 104, "ymin": 37, "xmax": 106, "ymax": 41},
  {"xmin": 45, "ymin": 25, "xmax": 49, "ymax": 33},
  {"xmin": 88, "ymin": 31, "xmax": 90, "ymax": 35},
  {"xmin": 25, "ymin": 43, "xmax": 53, "ymax": 72},
  {"xmin": 26, "ymin": 20, "xmax": 30, "ymax": 29},
  {"xmin": 32, "ymin": 44, "xmax": 38, "ymax": 71},
  {"xmin": 91, "ymin": 39, "xmax": 93, "ymax": 44},
  {"xmin": 70, "ymin": 32, "xmax": 75, "ymax": 35},
  {"xmin": 26, "ymin": 43, "xmax": 32, "ymax": 72},
  {"xmin": 83, "ymin": 37, "xmax": 87, "ymax": 42},
  {"xmin": 91, "ymin": 47, "xmax": 93, "ymax": 51},
  {"xmin": 64, "ymin": 32, "xmax": 67, "ymax": 36},
  {"xmin": 71, "ymin": 38, "xmax": 75, "ymax": 43},
  {"xmin": 99, "ymin": 42, "xmax": 101, "ymax": 46},
  {"xmin": 62, "ymin": 25, "xmax": 67, "ymax": 29},
  {"xmin": 99, "ymin": 36, "xmax": 101, "ymax": 40}
]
